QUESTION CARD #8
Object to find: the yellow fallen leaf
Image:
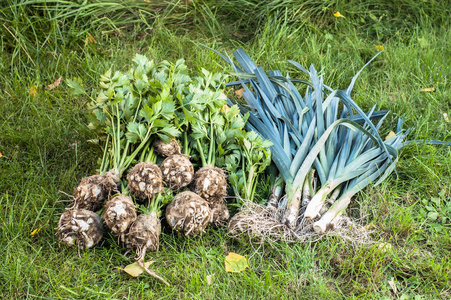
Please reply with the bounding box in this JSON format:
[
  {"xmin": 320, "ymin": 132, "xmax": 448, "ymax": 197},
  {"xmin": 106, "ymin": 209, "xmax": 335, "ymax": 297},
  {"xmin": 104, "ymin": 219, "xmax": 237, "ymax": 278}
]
[
  {"xmin": 225, "ymin": 252, "xmax": 249, "ymax": 273},
  {"xmin": 0, "ymin": 152, "xmax": 2, "ymax": 158},
  {"xmin": 123, "ymin": 261, "xmax": 154, "ymax": 277},
  {"xmin": 45, "ymin": 76, "xmax": 62, "ymax": 90},
  {"xmin": 385, "ymin": 131, "xmax": 395, "ymax": 140},
  {"xmin": 234, "ymin": 88, "xmax": 245, "ymax": 98},
  {"xmin": 30, "ymin": 228, "xmax": 41, "ymax": 236},
  {"xmin": 420, "ymin": 87, "xmax": 435, "ymax": 92},
  {"xmin": 334, "ymin": 11, "xmax": 343, "ymax": 18},
  {"xmin": 29, "ymin": 85, "xmax": 38, "ymax": 97},
  {"xmin": 375, "ymin": 45, "xmax": 384, "ymax": 51}
]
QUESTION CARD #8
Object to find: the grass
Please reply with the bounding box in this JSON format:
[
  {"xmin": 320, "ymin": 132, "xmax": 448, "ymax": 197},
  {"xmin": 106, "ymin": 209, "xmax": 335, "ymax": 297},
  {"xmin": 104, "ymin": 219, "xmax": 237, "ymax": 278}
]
[{"xmin": 1, "ymin": 0, "xmax": 451, "ymax": 298}]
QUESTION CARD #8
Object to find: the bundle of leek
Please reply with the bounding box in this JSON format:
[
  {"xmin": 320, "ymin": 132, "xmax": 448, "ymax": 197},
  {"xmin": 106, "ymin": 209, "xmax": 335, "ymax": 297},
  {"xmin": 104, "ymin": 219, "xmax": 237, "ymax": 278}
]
[{"xmin": 223, "ymin": 49, "xmax": 394, "ymax": 229}]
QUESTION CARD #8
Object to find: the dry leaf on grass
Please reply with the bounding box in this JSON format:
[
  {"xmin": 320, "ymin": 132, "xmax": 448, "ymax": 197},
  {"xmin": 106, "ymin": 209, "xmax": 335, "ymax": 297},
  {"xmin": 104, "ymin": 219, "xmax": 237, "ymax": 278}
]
[
  {"xmin": 419, "ymin": 87, "xmax": 435, "ymax": 92},
  {"xmin": 385, "ymin": 131, "xmax": 395, "ymax": 140},
  {"xmin": 234, "ymin": 88, "xmax": 245, "ymax": 98},
  {"xmin": 388, "ymin": 277, "xmax": 397, "ymax": 294},
  {"xmin": 45, "ymin": 76, "xmax": 62, "ymax": 90},
  {"xmin": 206, "ymin": 274, "xmax": 214, "ymax": 285},
  {"xmin": 225, "ymin": 252, "xmax": 249, "ymax": 273},
  {"xmin": 122, "ymin": 261, "xmax": 155, "ymax": 277}
]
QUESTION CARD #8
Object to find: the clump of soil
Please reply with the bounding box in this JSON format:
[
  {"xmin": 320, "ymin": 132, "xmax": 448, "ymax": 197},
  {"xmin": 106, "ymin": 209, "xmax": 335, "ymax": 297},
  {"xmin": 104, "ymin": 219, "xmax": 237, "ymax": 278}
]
[
  {"xmin": 209, "ymin": 202, "xmax": 230, "ymax": 227},
  {"xmin": 104, "ymin": 195, "xmax": 137, "ymax": 238},
  {"xmin": 160, "ymin": 155, "xmax": 194, "ymax": 190},
  {"xmin": 127, "ymin": 162, "xmax": 164, "ymax": 200},
  {"xmin": 56, "ymin": 209, "xmax": 103, "ymax": 249},
  {"xmin": 193, "ymin": 166, "xmax": 227, "ymax": 201},
  {"xmin": 153, "ymin": 139, "xmax": 181, "ymax": 157},
  {"xmin": 165, "ymin": 191, "xmax": 211, "ymax": 236},
  {"xmin": 72, "ymin": 175, "xmax": 107, "ymax": 211}
]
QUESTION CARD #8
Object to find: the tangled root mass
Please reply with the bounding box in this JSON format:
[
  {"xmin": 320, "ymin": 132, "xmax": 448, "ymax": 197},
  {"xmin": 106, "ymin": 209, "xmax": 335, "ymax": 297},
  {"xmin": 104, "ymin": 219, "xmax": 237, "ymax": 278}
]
[
  {"xmin": 104, "ymin": 195, "xmax": 137, "ymax": 238},
  {"xmin": 102, "ymin": 169, "xmax": 121, "ymax": 194},
  {"xmin": 57, "ymin": 209, "xmax": 103, "ymax": 249},
  {"xmin": 72, "ymin": 175, "xmax": 107, "ymax": 211},
  {"xmin": 124, "ymin": 212, "xmax": 161, "ymax": 257},
  {"xmin": 209, "ymin": 202, "xmax": 230, "ymax": 227},
  {"xmin": 160, "ymin": 155, "xmax": 194, "ymax": 190},
  {"xmin": 193, "ymin": 167, "xmax": 227, "ymax": 201},
  {"xmin": 165, "ymin": 191, "xmax": 211, "ymax": 236},
  {"xmin": 153, "ymin": 139, "xmax": 181, "ymax": 157},
  {"xmin": 127, "ymin": 162, "xmax": 164, "ymax": 200}
]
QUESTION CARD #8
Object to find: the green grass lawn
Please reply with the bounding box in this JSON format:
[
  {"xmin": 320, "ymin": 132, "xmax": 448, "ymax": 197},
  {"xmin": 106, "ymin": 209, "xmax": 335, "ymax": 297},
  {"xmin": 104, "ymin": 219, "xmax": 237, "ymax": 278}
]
[{"xmin": 1, "ymin": 1, "xmax": 450, "ymax": 299}]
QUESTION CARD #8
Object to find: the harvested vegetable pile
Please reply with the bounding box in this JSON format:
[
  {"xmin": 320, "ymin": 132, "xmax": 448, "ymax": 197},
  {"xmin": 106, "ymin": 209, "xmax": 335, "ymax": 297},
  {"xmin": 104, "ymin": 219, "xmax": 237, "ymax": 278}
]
[
  {"xmin": 217, "ymin": 48, "xmax": 451, "ymax": 242},
  {"xmin": 57, "ymin": 49, "xmax": 449, "ymax": 284},
  {"xmin": 57, "ymin": 54, "xmax": 271, "ymax": 284}
]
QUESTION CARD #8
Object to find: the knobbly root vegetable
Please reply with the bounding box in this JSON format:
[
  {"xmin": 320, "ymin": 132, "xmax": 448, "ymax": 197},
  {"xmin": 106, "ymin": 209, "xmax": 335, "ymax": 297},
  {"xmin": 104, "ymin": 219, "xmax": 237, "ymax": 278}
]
[
  {"xmin": 124, "ymin": 212, "xmax": 161, "ymax": 254},
  {"xmin": 102, "ymin": 169, "xmax": 121, "ymax": 194},
  {"xmin": 153, "ymin": 139, "xmax": 181, "ymax": 157},
  {"xmin": 160, "ymin": 154, "xmax": 194, "ymax": 190},
  {"xmin": 104, "ymin": 195, "xmax": 137, "ymax": 239},
  {"xmin": 72, "ymin": 175, "xmax": 107, "ymax": 211},
  {"xmin": 193, "ymin": 167, "xmax": 227, "ymax": 201},
  {"xmin": 56, "ymin": 209, "xmax": 103, "ymax": 249},
  {"xmin": 127, "ymin": 162, "xmax": 164, "ymax": 200},
  {"xmin": 209, "ymin": 202, "xmax": 230, "ymax": 227},
  {"xmin": 165, "ymin": 191, "xmax": 211, "ymax": 236},
  {"xmin": 124, "ymin": 212, "xmax": 169, "ymax": 286}
]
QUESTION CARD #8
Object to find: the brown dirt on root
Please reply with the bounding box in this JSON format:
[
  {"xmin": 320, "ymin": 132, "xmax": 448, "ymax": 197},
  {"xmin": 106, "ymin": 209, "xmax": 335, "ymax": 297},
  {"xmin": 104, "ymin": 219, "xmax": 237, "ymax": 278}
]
[
  {"xmin": 102, "ymin": 169, "xmax": 120, "ymax": 194},
  {"xmin": 127, "ymin": 162, "xmax": 164, "ymax": 200},
  {"xmin": 153, "ymin": 139, "xmax": 181, "ymax": 157},
  {"xmin": 229, "ymin": 201, "xmax": 374, "ymax": 245},
  {"xmin": 193, "ymin": 166, "xmax": 227, "ymax": 201},
  {"xmin": 209, "ymin": 202, "xmax": 230, "ymax": 227},
  {"xmin": 72, "ymin": 175, "xmax": 107, "ymax": 211},
  {"xmin": 104, "ymin": 195, "xmax": 137, "ymax": 238},
  {"xmin": 56, "ymin": 209, "xmax": 103, "ymax": 249},
  {"xmin": 165, "ymin": 191, "xmax": 211, "ymax": 236},
  {"xmin": 124, "ymin": 212, "xmax": 161, "ymax": 254},
  {"xmin": 160, "ymin": 154, "xmax": 194, "ymax": 190}
]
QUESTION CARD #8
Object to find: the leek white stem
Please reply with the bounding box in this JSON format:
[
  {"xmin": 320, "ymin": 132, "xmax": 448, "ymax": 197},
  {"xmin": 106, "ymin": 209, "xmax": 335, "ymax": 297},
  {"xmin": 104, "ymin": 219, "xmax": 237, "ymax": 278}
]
[
  {"xmin": 281, "ymin": 187, "xmax": 303, "ymax": 228},
  {"xmin": 327, "ymin": 187, "xmax": 341, "ymax": 205},
  {"xmin": 267, "ymin": 184, "xmax": 283, "ymax": 210},
  {"xmin": 319, "ymin": 204, "xmax": 329, "ymax": 216},
  {"xmin": 302, "ymin": 170, "xmax": 316, "ymax": 206},
  {"xmin": 313, "ymin": 193, "xmax": 351, "ymax": 233},
  {"xmin": 304, "ymin": 186, "xmax": 331, "ymax": 219}
]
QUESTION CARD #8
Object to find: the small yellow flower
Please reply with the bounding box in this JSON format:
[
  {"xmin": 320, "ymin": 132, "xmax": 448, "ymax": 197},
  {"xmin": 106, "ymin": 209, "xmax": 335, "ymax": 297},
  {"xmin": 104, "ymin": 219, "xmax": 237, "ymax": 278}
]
[
  {"xmin": 334, "ymin": 11, "xmax": 343, "ymax": 18},
  {"xmin": 29, "ymin": 85, "xmax": 38, "ymax": 97},
  {"xmin": 375, "ymin": 45, "xmax": 385, "ymax": 51}
]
